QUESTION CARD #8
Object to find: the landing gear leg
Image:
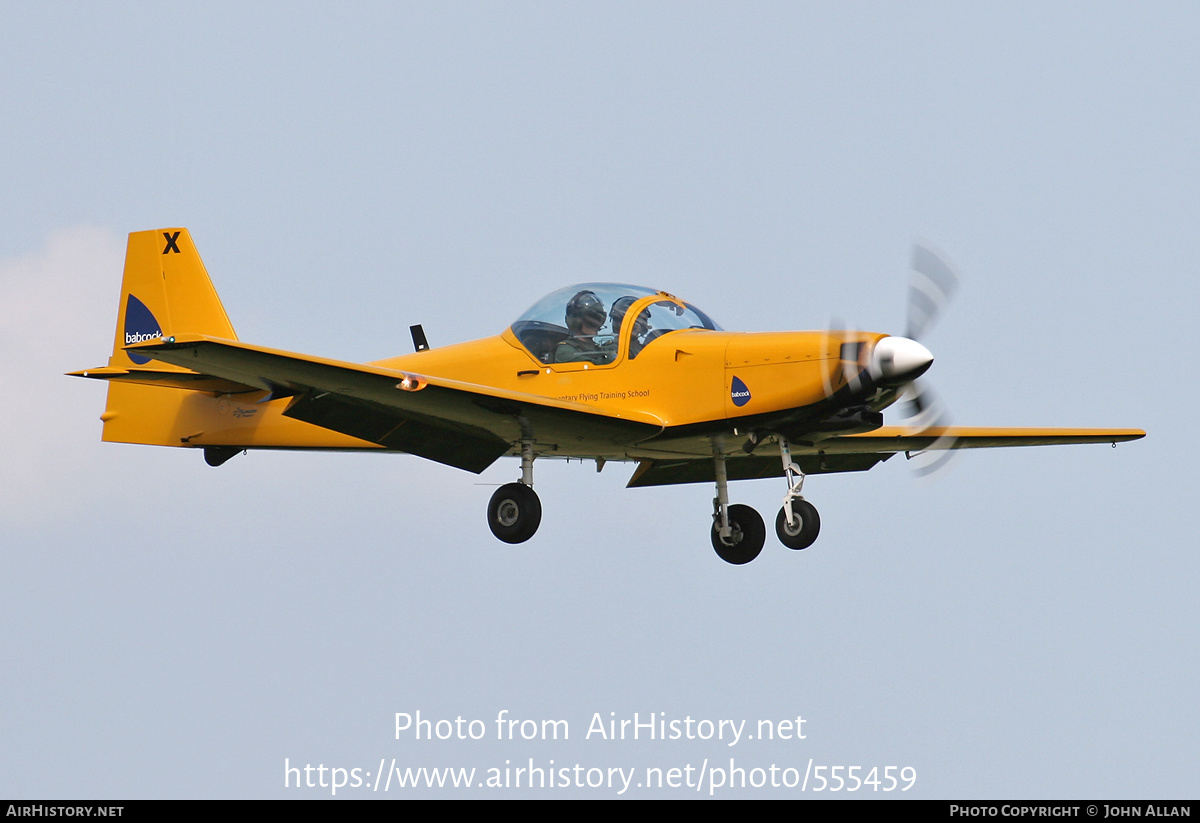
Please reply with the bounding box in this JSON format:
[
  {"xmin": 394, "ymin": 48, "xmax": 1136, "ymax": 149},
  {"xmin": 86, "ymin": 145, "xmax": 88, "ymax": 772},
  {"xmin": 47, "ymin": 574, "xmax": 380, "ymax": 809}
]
[
  {"xmin": 775, "ymin": 436, "xmax": 820, "ymax": 550},
  {"xmin": 487, "ymin": 439, "xmax": 542, "ymax": 544},
  {"xmin": 710, "ymin": 439, "xmax": 765, "ymax": 564}
]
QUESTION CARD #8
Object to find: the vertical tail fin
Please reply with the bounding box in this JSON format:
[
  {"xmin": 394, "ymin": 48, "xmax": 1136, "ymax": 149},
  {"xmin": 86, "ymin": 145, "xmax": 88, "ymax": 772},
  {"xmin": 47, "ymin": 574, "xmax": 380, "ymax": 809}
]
[
  {"xmin": 71, "ymin": 228, "xmax": 244, "ymax": 448},
  {"xmin": 110, "ymin": 228, "xmax": 237, "ymax": 369}
]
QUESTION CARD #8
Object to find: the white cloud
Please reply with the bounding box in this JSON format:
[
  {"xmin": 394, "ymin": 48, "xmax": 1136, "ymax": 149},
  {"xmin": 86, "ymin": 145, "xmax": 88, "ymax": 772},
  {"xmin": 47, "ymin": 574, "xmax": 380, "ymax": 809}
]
[{"xmin": 0, "ymin": 226, "xmax": 124, "ymax": 523}]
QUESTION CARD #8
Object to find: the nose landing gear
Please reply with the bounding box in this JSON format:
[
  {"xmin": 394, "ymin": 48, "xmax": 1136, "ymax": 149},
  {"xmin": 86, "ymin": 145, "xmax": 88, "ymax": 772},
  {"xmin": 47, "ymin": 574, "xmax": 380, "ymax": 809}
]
[
  {"xmin": 775, "ymin": 436, "xmax": 820, "ymax": 550},
  {"xmin": 776, "ymin": 499, "xmax": 820, "ymax": 550}
]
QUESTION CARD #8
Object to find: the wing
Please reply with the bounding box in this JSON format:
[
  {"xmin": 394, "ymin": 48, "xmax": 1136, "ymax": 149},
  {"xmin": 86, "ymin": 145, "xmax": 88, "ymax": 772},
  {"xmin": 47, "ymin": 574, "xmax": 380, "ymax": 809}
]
[
  {"xmin": 627, "ymin": 426, "xmax": 1145, "ymax": 487},
  {"xmin": 124, "ymin": 335, "xmax": 664, "ymax": 473},
  {"xmin": 826, "ymin": 425, "xmax": 1146, "ymax": 452}
]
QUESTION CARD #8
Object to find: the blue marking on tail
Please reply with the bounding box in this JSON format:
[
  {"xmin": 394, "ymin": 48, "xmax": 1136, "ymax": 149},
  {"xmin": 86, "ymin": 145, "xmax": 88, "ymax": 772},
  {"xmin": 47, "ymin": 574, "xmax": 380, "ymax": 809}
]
[{"xmin": 123, "ymin": 294, "xmax": 162, "ymax": 365}]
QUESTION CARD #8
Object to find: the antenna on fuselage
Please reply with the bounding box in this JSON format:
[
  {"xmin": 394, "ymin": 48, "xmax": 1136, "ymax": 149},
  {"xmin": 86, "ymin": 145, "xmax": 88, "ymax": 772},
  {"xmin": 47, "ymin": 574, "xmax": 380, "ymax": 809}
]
[{"xmin": 410, "ymin": 324, "xmax": 430, "ymax": 352}]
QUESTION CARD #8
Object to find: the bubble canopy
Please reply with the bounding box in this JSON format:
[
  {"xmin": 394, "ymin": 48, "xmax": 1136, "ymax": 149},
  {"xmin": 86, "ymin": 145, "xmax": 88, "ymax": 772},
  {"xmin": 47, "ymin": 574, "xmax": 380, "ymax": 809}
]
[{"xmin": 509, "ymin": 283, "xmax": 722, "ymax": 365}]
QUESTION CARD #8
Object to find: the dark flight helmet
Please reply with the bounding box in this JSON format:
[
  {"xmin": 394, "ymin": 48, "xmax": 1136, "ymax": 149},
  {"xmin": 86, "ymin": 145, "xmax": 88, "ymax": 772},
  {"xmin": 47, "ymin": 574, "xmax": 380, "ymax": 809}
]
[
  {"xmin": 610, "ymin": 295, "xmax": 635, "ymax": 328},
  {"xmin": 611, "ymin": 295, "xmax": 648, "ymax": 335},
  {"xmin": 565, "ymin": 290, "xmax": 607, "ymax": 333}
]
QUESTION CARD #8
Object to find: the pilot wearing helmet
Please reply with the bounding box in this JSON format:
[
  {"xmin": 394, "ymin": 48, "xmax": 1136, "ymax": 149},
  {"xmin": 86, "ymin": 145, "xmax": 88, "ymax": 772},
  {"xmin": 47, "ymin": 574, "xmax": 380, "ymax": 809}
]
[{"xmin": 555, "ymin": 290, "xmax": 615, "ymax": 364}]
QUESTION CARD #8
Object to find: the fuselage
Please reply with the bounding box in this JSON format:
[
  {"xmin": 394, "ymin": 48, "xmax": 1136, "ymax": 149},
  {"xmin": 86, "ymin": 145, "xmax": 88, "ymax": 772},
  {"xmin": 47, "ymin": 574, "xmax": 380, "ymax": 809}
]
[
  {"xmin": 96, "ymin": 278, "xmax": 912, "ymax": 462},
  {"xmin": 368, "ymin": 283, "xmax": 911, "ymax": 459},
  {"xmin": 373, "ymin": 326, "xmax": 891, "ymax": 434}
]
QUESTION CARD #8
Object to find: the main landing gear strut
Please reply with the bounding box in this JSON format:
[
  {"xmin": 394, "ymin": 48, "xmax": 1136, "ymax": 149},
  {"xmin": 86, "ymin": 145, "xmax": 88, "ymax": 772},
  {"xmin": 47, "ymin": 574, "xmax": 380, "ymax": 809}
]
[
  {"xmin": 710, "ymin": 435, "xmax": 821, "ymax": 565},
  {"xmin": 487, "ymin": 439, "xmax": 542, "ymax": 544},
  {"xmin": 483, "ymin": 434, "xmax": 821, "ymax": 562}
]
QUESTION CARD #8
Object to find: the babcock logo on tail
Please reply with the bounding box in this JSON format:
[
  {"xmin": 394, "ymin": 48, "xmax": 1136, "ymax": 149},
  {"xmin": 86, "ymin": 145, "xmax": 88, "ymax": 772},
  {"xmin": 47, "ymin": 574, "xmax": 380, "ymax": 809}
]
[
  {"xmin": 123, "ymin": 294, "xmax": 162, "ymax": 364},
  {"xmin": 730, "ymin": 375, "xmax": 752, "ymax": 407}
]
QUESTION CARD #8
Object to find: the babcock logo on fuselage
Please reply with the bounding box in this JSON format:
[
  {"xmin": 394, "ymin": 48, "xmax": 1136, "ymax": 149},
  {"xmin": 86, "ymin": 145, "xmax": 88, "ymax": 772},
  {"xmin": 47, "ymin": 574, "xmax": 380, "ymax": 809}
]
[
  {"xmin": 730, "ymin": 375, "xmax": 752, "ymax": 407},
  {"xmin": 123, "ymin": 294, "xmax": 162, "ymax": 365}
]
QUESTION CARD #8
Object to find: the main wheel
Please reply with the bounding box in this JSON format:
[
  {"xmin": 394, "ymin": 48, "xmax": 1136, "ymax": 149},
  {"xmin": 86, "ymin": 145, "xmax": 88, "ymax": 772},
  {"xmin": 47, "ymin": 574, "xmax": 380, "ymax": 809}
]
[
  {"xmin": 776, "ymin": 499, "xmax": 820, "ymax": 550},
  {"xmin": 487, "ymin": 483, "xmax": 542, "ymax": 544},
  {"xmin": 711, "ymin": 504, "xmax": 765, "ymax": 565}
]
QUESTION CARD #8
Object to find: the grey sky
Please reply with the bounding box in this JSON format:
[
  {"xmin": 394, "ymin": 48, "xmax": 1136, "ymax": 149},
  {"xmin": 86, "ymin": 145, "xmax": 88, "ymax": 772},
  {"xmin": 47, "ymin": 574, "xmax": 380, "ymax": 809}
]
[{"xmin": 2, "ymin": 2, "xmax": 1194, "ymax": 798}]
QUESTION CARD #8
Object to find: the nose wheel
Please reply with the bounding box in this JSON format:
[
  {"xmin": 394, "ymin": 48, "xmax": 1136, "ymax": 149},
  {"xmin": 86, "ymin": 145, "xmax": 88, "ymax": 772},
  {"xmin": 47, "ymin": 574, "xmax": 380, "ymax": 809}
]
[
  {"xmin": 775, "ymin": 435, "xmax": 821, "ymax": 550},
  {"xmin": 776, "ymin": 499, "xmax": 820, "ymax": 550}
]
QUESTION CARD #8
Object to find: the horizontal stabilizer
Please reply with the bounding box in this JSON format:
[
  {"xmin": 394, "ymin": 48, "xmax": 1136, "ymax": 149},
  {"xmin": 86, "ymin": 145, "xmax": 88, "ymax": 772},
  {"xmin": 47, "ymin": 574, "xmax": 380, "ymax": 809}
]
[{"xmin": 67, "ymin": 365, "xmax": 257, "ymax": 395}]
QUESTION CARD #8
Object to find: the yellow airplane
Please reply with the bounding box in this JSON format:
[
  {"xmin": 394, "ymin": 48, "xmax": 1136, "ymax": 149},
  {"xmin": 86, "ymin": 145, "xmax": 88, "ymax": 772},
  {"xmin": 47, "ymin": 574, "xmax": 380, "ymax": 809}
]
[{"xmin": 72, "ymin": 228, "xmax": 1144, "ymax": 564}]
